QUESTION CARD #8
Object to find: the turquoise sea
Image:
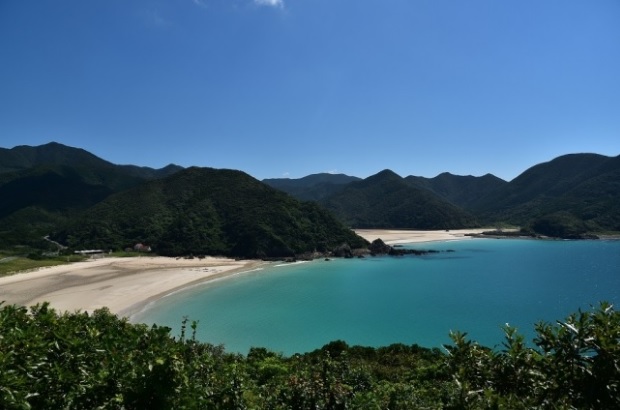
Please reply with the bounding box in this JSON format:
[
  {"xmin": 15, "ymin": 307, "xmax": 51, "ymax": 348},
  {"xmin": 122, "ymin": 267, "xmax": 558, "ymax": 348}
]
[{"xmin": 133, "ymin": 239, "xmax": 620, "ymax": 355}]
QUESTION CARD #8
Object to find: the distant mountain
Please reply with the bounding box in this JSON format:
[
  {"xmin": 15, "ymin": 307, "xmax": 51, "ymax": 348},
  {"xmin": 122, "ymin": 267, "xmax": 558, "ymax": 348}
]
[
  {"xmin": 0, "ymin": 142, "xmax": 184, "ymax": 247},
  {"xmin": 320, "ymin": 169, "xmax": 479, "ymax": 229},
  {"xmin": 263, "ymin": 173, "xmax": 361, "ymax": 201},
  {"xmin": 0, "ymin": 141, "xmax": 110, "ymax": 173},
  {"xmin": 2, "ymin": 142, "xmax": 619, "ymax": 251},
  {"xmin": 55, "ymin": 167, "xmax": 368, "ymax": 258},
  {"xmin": 473, "ymin": 154, "xmax": 613, "ymax": 211},
  {"xmin": 0, "ymin": 141, "xmax": 183, "ymax": 180},
  {"xmin": 117, "ymin": 163, "xmax": 184, "ymax": 180},
  {"xmin": 405, "ymin": 172, "xmax": 507, "ymax": 209},
  {"xmin": 265, "ymin": 171, "xmax": 499, "ymax": 229},
  {"xmin": 472, "ymin": 153, "xmax": 620, "ymax": 234}
]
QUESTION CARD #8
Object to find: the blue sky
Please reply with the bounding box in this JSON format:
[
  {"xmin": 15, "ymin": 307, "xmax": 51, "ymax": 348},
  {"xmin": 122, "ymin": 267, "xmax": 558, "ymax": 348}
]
[{"xmin": 1, "ymin": 0, "xmax": 619, "ymax": 181}]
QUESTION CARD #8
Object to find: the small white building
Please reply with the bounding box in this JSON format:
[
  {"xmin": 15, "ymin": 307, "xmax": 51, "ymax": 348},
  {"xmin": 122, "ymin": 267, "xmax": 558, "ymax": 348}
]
[{"xmin": 74, "ymin": 249, "xmax": 106, "ymax": 259}]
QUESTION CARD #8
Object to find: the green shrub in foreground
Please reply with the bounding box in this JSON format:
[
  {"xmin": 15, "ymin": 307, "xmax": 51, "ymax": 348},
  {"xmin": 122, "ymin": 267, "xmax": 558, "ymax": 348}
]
[{"xmin": 1, "ymin": 302, "xmax": 619, "ymax": 409}]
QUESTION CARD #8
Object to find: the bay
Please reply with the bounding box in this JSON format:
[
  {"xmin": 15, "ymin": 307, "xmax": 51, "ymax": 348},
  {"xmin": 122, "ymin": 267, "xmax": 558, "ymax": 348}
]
[{"xmin": 133, "ymin": 239, "xmax": 620, "ymax": 355}]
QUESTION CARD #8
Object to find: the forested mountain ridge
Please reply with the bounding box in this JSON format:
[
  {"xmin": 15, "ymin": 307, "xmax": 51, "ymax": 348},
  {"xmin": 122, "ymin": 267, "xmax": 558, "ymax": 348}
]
[
  {"xmin": 320, "ymin": 169, "xmax": 480, "ymax": 229},
  {"xmin": 263, "ymin": 170, "xmax": 507, "ymax": 210},
  {"xmin": 0, "ymin": 141, "xmax": 183, "ymax": 180},
  {"xmin": 0, "ymin": 142, "xmax": 183, "ymax": 213},
  {"xmin": 263, "ymin": 170, "xmax": 505, "ymax": 228},
  {"xmin": 0, "ymin": 141, "xmax": 108, "ymax": 173},
  {"xmin": 262, "ymin": 153, "xmax": 620, "ymax": 236},
  {"xmin": 55, "ymin": 167, "xmax": 368, "ymax": 257},
  {"xmin": 469, "ymin": 153, "xmax": 620, "ymax": 234},
  {"xmin": 0, "ymin": 142, "xmax": 184, "ymax": 248},
  {"xmin": 263, "ymin": 173, "xmax": 361, "ymax": 201},
  {"xmin": 1, "ymin": 142, "xmax": 619, "ymax": 254},
  {"xmin": 405, "ymin": 172, "xmax": 508, "ymax": 209},
  {"xmin": 471, "ymin": 153, "xmax": 617, "ymax": 213}
]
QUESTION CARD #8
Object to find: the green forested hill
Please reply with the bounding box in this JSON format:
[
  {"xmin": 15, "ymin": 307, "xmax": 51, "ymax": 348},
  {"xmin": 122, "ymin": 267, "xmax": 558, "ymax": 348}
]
[
  {"xmin": 2, "ymin": 142, "xmax": 619, "ymax": 252},
  {"xmin": 470, "ymin": 153, "xmax": 620, "ymax": 234},
  {"xmin": 56, "ymin": 167, "xmax": 367, "ymax": 257},
  {"xmin": 472, "ymin": 154, "xmax": 613, "ymax": 212},
  {"xmin": 320, "ymin": 170, "xmax": 479, "ymax": 229},
  {"xmin": 0, "ymin": 165, "xmax": 136, "ymax": 248},
  {"xmin": 0, "ymin": 166, "xmax": 114, "ymax": 217},
  {"xmin": 0, "ymin": 143, "xmax": 184, "ymax": 248},
  {"xmin": 263, "ymin": 153, "xmax": 620, "ymax": 235}
]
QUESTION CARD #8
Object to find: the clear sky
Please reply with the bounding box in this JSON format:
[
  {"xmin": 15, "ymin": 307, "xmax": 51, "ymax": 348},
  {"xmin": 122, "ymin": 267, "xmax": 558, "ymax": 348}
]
[{"xmin": 1, "ymin": 0, "xmax": 619, "ymax": 181}]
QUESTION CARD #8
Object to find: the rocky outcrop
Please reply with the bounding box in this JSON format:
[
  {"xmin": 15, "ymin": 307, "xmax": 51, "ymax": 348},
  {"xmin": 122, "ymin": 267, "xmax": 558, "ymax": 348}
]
[
  {"xmin": 368, "ymin": 238, "xmax": 444, "ymax": 257},
  {"xmin": 369, "ymin": 239, "xmax": 391, "ymax": 255},
  {"xmin": 332, "ymin": 243, "xmax": 353, "ymax": 258}
]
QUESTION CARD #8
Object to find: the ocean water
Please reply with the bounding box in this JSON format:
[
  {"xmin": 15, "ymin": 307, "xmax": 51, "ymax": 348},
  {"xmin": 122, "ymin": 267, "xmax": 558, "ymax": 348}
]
[{"xmin": 133, "ymin": 239, "xmax": 620, "ymax": 355}]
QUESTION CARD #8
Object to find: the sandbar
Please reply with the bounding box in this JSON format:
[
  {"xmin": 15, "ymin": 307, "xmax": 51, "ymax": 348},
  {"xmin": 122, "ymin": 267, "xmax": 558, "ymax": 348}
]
[
  {"xmin": 355, "ymin": 228, "xmax": 490, "ymax": 245},
  {"xmin": 0, "ymin": 256, "xmax": 264, "ymax": 318}
]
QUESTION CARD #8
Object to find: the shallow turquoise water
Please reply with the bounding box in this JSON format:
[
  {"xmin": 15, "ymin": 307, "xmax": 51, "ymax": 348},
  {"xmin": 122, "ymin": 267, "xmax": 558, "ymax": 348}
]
[{"xmin": 133, "ymin": 239, "xmax": 620, "ymax": 355}]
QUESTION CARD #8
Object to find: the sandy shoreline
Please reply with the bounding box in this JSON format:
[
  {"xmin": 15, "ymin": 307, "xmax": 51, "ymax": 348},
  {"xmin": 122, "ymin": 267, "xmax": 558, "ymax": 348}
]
[
  {"xmin": 0, "ymin": 256, "xmax": 265, "ymax": 318},
  {"xmin": 0, "ymin": 229, "xmax": 486, "ymax": 319},
  {"xmin": 354, "ymin": 228, "xmax": 490, "ymax": 245}
]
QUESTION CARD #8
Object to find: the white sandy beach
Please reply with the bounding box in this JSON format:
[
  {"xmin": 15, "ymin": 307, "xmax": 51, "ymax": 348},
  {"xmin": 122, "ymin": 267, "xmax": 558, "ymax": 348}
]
[
  {"xmin": 354, "ymin": 228, "xmax": 489, "ymax": 245},
  {"xmin": 0, "ymin": 229, "xmax": 486, "ymax": 318},
  {"xmin": 0, "ymin": 256, "xmax": 264, "ymax": 317}
]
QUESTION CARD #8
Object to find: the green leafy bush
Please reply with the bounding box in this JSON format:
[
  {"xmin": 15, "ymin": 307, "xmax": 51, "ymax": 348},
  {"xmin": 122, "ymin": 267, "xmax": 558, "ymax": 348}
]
[{"xmin": 1, "ymin": 302, "xmax": 618, "ymax": 409}]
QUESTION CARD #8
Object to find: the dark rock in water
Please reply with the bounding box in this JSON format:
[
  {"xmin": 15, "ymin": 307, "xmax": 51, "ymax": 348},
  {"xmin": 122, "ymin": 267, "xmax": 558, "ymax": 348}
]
[
  {"xmin": 561, "ymin": 233, "xmax": 600, "ymax": 240},
  {"xmin": 333, "ymin": 243, "xmax": 353, "ymax": 258},
  {"xmin": 389, "ymin": 247, "xmax": 445, "ymax": 256},
  {"xmin": 390, "ymin": 248, "xmax": 422, "ymax": 256},
  {"xmin": 369, "ymin": 238, "xmax": 392, "ymax": 255},
  {"xmin": 366, "ymin": 238, "xmax": 454, "ymax": 257}
]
